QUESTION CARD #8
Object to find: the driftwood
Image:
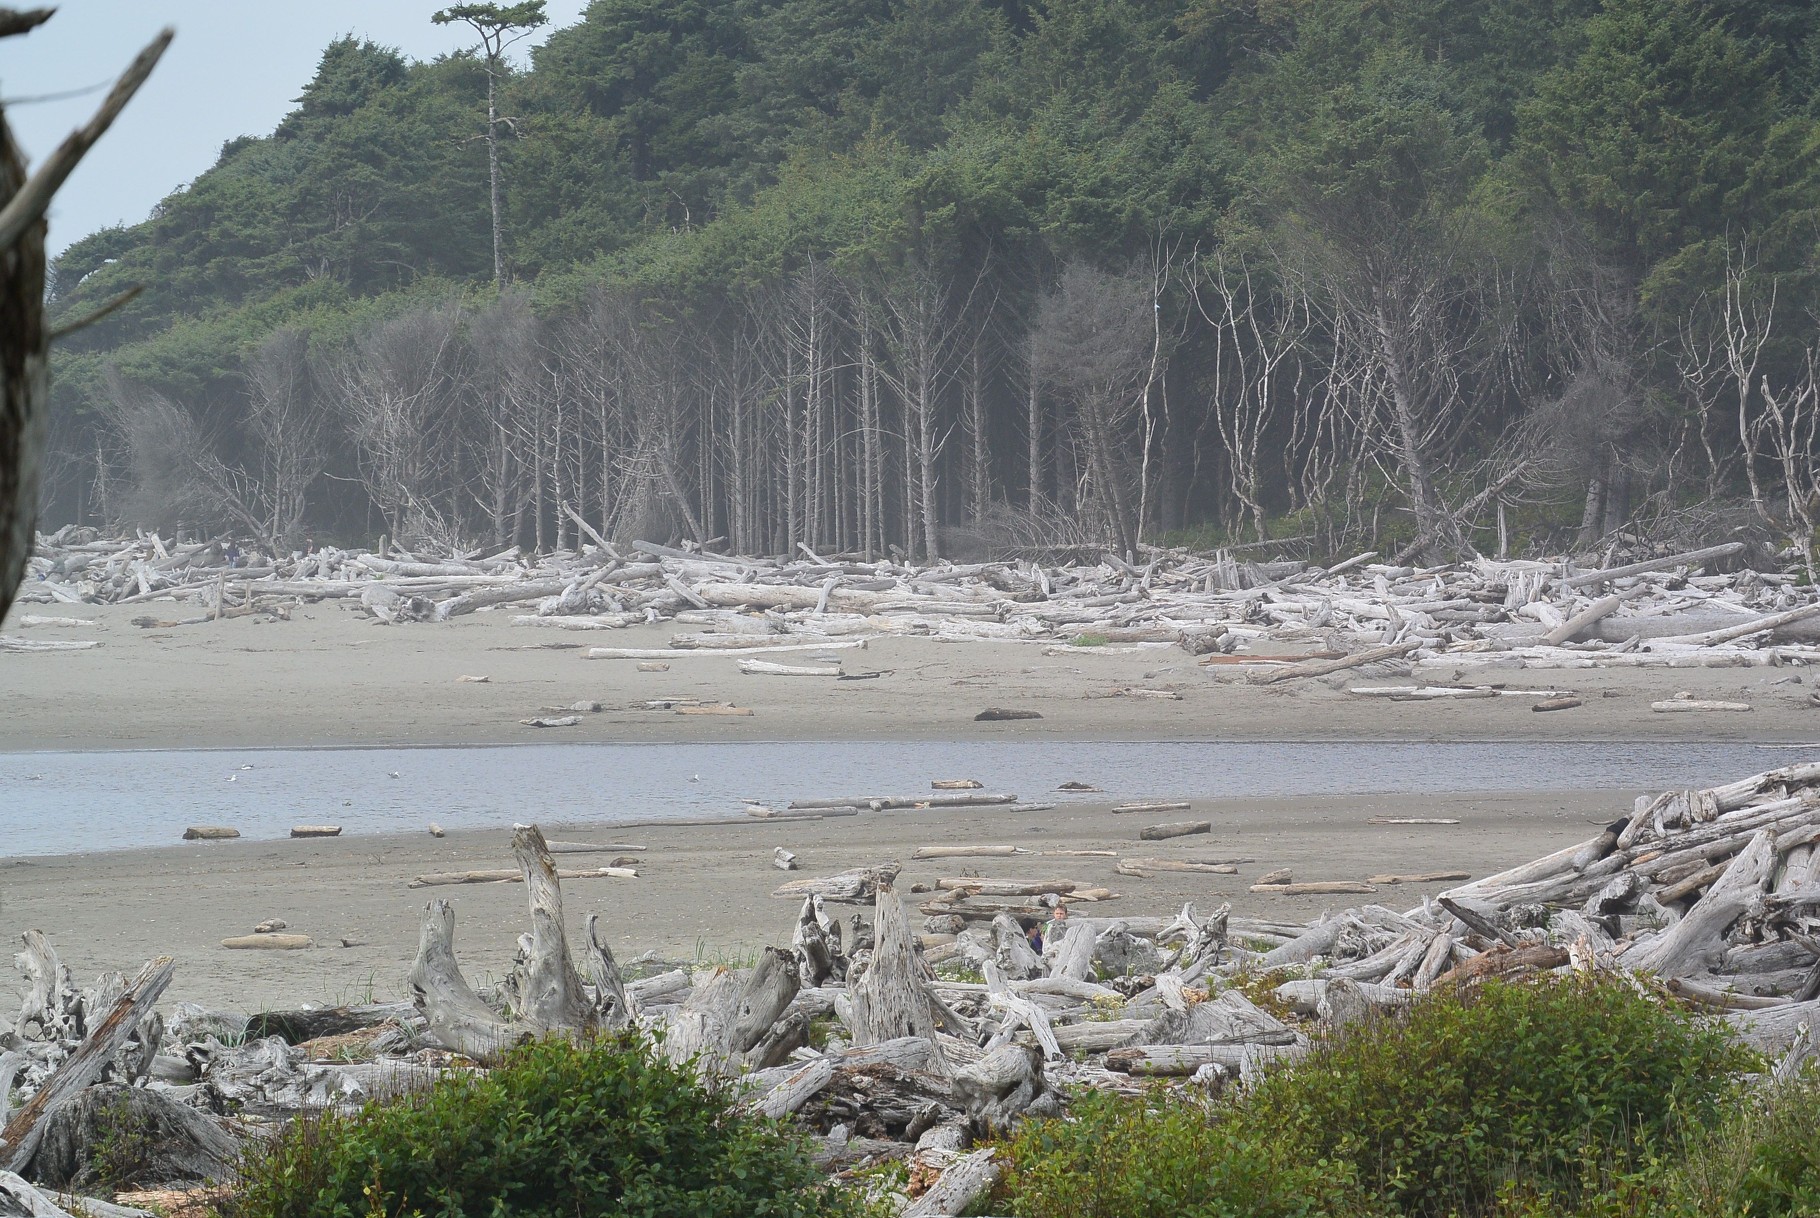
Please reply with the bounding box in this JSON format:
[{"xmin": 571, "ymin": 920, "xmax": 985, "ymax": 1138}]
[
  {"xmin": 936, "ymin": 877, "xmax": 1079, "ymax": 897},
  {"xmin": 12, "ymin": 756, "xmax": 1820, "ymax": 1191},
  {"xmin": 21, "ymin": 532, "xmax": 1815, "ymax": 691},
  {"xmin": 912, "ymin": 845, "xmax": 1029, "ymax": 860},
  {"xmin": 408, "ymin": 865, "xmax": 636, "ymax": 888},
  {"xmin": 1562, "ymin": 543, "xmax": 1745, "ymax": 587},
  {"xmin": 26, "ymin": 1085, "xmax": 234, "ymax": 1189},
  {"xmin": 1139, "ymin": 821, "xmax": 1211, "ymax": 841},
  {"xmin": 951, "ymin": 1043, "xmax": 1048, "ymax": 1132},
  {"xmin": 849, "ymin": 877, "xmax": 950, "ymax": 1069},
  {"xmin": 902, "ymin": 1148, "xmax": 1000, "ymax": 1218},
  {"xmin": 1248, "ymin": 640, "xmax": 1422, "ymax": 685},
  {"xmin": 220, "ymin": 934, "xmax": 312, "ymax": 950},
  {"xmin": 407, "ymin": 825, "xmax": 619, "ymax": 1064},
  {"xmin": 1, "ymin": 956, "xmax": 174, "ymax": 1173},
  {"xmin": 774, "ymin": 866, "xmax": 896, "ymax": 903},
  {"xmin": 1630, "ymin": 830, "xmax": 1779, "ymax": 976}
]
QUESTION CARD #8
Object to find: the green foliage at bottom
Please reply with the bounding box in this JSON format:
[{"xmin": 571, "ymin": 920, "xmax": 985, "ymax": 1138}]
[
  {"xmin": 998, "ymin": 976, "xmax": 1754, "ymax": 1218},
  {"xmin": 999, "ymin": 1088, "xmax": 1377, "ymax": 1218},
  {"xmin": 223, "ymin": 1033, "xmax": 858, "ymax": 1218},
  {"xmin": 1665, "ymin": 1072, "xmax": 1820, "ymax": 1218}
]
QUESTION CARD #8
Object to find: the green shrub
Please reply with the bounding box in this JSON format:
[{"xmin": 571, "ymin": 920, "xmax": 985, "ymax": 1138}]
[
  {"xmin": 1664, "ymin": 1072, "xmax": 1820, "ymax": 1217},
  {"xmin": 997, "ymin": 977, "xmax": 1750, "ymax": 1218},
  {"xmin": 225, "ymin": 1032, "xmax": 858, "ymax": 1218},
  {"xmin": 998, "ymin": 1089, "xmax": 1380, "ymax": 1218},
  {"xmin": 1242, "ymin": 975, "xmax": 1748, "ymax": 1218}
]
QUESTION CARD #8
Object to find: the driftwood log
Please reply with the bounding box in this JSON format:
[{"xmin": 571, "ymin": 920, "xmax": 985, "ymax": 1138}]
[
  {"xmin": 25, "ymin": 1084, "xmax": 235, "ymax": 1189},
  {"xmin": 1, "ymin": 956, "xmax": 174, "ymax": 1173}
]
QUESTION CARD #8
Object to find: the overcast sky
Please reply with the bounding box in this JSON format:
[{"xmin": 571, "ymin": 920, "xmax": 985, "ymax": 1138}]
[{"xmin": 4, "ymin": 1, "xmax": 589, "ymax": 257}]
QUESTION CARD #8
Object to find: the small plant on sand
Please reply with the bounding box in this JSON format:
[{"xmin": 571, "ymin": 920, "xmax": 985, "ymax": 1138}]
[{"xmin": 1069, "ymin": 632, "xmax": 1111, "ymax": 647}]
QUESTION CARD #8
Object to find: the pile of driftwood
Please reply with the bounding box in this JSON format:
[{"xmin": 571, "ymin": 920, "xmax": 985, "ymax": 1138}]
[
  {"xmin": 15, "ymin": 530, "xmax": 1819, "ymax": 680},
  {"xmin": 11, "ymin": 762, "xmax": 1820, "ymax": 1215},
  {"xmin": 391, "ymin": 763, "xmax": 1820, "ymax": 1211}
]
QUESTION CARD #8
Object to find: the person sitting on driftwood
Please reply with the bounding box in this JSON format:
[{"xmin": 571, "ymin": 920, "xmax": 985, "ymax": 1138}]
[
  {"xmin": 1019, "ymin": 915, "xmax": 1044, "ymax": 954},
  {"xmin": 1046, "ymin": 903, "xmax": 1070, "ymax": 940}
]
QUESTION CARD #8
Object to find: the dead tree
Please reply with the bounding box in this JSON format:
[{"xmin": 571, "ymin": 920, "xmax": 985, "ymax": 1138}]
[
  {"xmin": 875, "ymin": 257, "xmax": 979, "ymax": 561},
  {"xmin": 242, "ymin": 328, "xmax": 324, "ymax": 551},
  {"xmin": 333, "ymin": 305, "xmax": 469, "ymax": 546},
  {"xmin": 1032, "ymin": 262, "xmax": 1155, "ymax": 558},
  {"xmin": 1192, "ymin": 251, "xmax": 1312, "ymax": 542},
  {"xmin": 0, "ymin": 12, "xmax": 169, "ymax": 618}
]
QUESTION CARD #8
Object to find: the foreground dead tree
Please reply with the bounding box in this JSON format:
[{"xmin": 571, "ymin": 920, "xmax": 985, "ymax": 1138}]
[{"xmin": 0, "ymin": 11, "xmax": 169, "ymax": 619}]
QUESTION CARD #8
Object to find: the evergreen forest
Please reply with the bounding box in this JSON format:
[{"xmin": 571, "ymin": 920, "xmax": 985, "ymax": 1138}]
[{"xmin": 41, "ymin": 0, "xmax": 1820, "ymax": 563}]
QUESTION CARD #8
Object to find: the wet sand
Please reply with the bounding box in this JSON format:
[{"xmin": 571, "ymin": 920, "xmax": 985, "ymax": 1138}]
[{"xmin": 1, "ymin": 790, "xmax": 1622, "ymax": 1010}]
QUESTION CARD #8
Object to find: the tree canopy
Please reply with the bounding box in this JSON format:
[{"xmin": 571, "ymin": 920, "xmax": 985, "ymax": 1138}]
[{"xmin": 40, "ymin": 0, "xmax": 1820, "ymax": 562}]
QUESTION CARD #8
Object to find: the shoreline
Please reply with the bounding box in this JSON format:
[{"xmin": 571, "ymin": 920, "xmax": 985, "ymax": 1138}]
[
  {"xmin": 6, "ymin": 732, "xmax": 1819, "ymax": 755},
  {"xmin": 3, "ymin": 787, "xmax": 1635, "ymax": 1010},
  {"xmin": 3, "ymin": 599, "xmax": 1815, "ymax": 1010}
]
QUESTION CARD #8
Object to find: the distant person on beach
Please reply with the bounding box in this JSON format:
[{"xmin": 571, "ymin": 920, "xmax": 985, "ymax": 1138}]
[
  {"xmin": 1020, "ymin": 915, "xmax": 1043, "ymax": 953},
  {"xmin": 224, "ymin": 540, "xmax": 241, "ymax": 568},
  {"xmin": 1047, "ymin": 903, "xmax": 1070, "ymax": 940}
]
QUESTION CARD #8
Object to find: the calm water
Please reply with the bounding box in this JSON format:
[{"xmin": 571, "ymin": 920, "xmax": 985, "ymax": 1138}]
[{"xmin": 0, "ymin": 740, "xmax": 1795, "ymax": 858}]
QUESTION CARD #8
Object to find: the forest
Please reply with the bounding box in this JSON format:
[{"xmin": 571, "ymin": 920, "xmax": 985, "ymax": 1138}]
[{"xmin": 38, "ymin": 0, "xmax": 1820, "ymax": 564}]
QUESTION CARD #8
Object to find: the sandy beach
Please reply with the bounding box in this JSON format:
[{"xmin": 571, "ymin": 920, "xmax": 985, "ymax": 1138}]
[
  {"xmin": 2, "ymin": 790, "xmax": 1619, "ymax": 1010},
  {"xmin": 2, "ymin": 601, "xmax": 1815, "ymax": 750},
  {"xmin": 0, "ymin": 599, "xmax": 1814, "ymax": 1012}
]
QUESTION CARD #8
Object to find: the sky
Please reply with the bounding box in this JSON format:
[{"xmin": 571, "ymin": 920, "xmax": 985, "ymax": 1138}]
[{"xmin": 3, "ymin": 1, "xmax": 589, "ymax": 257}]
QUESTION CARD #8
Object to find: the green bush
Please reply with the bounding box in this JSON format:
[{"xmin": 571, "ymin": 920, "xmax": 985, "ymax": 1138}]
[
  {"xmin": 998, "ymin": 976, "xmax": 1749, "ymax": 1218},
  {"xmin": 1241, "ymin": 976, "xmax": 1747, "ymax": 1218},
  {"xmin": 1664, "ymin": 1072, "xmax": 1820, "ymax": 1217},
  {"xmin": 225, "ymin": 1032, "xmax": 858, "ymax": 1218},
  {"xmin": 998, "ymin": 1088, "xmax": 1380, "ymax": 1218}
]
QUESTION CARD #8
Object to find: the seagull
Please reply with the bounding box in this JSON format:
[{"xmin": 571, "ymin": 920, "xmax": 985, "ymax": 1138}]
[
  {"xmin": 226, "ymin": 775, "xmax": 237, "ymax": 782},
  {"xmin": 388, "ymin": 771, "xmax": 401, "ymax": 779},
  {"xmin": 688, "ymin": 774, "xmax": 701, "ymax": 783},
  {"xmin": 239, "ymin": 764, "xmax": 253, "ymax": 771}
]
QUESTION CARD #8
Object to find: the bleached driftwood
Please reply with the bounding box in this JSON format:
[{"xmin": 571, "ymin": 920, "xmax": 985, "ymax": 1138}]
[{"xmin": 1, "ymin": 956, "xmax": 174, "ymax": 1173}]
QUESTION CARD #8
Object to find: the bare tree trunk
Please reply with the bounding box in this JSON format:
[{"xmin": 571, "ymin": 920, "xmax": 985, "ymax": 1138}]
[
  {"xmin": 1578, "ymin": 463, "xmax": 1607, "ymax": 550},
  {"xmin": 915, "ymin": 369, "xmax": 942, "ymax": 560},
  {"xmin": 1, "ymin": 112, "xmax": 49, "ymax": 622},
  {"xmin": 1373, "ymin": 309, "xmax": 1454, "ymax": 561},
  {"xmin": 486, "ymin": 72, "xmax": 504, "ymax": 284},
  {"xmin": 1, "ymin": 20, "xmax": 169, "ymax": 618},
  {"xmin": 858, "ymin": 311, "xmax": 881, "ymax": 559},
  {"xmin": 1026, "ymin": 342, "xmax": 1043, "ymax": 509},
  {"xmin": 965, "ymin": 341, "xmax": 988, "ymax": 524}
]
